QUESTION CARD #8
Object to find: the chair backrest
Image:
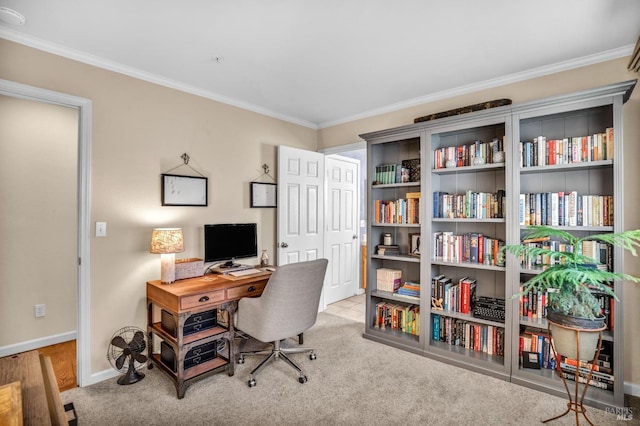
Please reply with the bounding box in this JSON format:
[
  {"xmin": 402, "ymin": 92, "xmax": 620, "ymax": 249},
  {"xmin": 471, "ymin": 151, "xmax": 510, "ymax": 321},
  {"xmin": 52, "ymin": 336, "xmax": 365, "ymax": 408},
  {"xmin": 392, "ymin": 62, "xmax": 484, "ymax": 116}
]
[{"xmin": 245, "ymin": 258, "xmax": 328, "ymax": 342}]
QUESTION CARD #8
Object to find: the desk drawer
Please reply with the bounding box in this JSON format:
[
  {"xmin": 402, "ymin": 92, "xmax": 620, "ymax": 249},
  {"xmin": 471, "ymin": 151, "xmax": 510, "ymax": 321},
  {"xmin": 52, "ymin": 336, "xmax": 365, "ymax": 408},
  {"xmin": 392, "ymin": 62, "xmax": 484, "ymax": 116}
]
[
  {"xmin": 180, "ymin": 290, "xmax": 225, "ymax": 310},
  {"xmin": 227, "ymin": 281, "xmax": 266, "ymax": 300}
]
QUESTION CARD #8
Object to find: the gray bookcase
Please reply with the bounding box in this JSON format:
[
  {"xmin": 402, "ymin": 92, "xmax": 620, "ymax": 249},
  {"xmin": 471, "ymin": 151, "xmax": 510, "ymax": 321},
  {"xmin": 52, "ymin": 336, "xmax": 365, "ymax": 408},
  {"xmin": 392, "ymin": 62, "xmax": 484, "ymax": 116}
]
[{"xmin": 361, "ymin": 80, "xmax": 636, "ymax": 410}]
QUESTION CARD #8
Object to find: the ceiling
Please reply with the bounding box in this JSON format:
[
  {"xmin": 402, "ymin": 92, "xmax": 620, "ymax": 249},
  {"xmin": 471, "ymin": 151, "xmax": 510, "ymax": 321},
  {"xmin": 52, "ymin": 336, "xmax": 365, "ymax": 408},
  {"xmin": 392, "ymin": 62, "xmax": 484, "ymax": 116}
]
[{"xmin": 1, "ymin": 1, "xmax": 639, "ymax": 129}]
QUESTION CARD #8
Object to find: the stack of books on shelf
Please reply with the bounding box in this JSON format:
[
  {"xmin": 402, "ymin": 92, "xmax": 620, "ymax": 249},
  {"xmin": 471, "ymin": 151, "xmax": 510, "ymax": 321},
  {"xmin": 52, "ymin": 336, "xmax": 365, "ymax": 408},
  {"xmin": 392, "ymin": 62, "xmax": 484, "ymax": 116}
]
[
  {"xmin": 433, "ymin": 137, "xmax": 505, "ymax": 169},
  {"xmin": 433, "ymin": 190, "xmax": 506, "ymax": 219},
  {"xmin": 376, "ymin": 268, "xmax": 402, "ymax": 292},
  {"xmin": 396, "ymin": 281, "xmax": 420, "ymax": 300},
  {"xmin": 519, "ymin": 191, "xmax": 613, "ymax": 227},
  {"xmin": 432, "ymin": 232, "xmax": 505, "ymax": 266},
  {"xmin": 374, "ymin": 163, "xmax": 410, "ymax": 184},
  {"xmin": 376, "ymin": 244, "xmax": 400, "ymax": 256},
  {"xmin": 559, "ymin": 342, "xmax": 614, "ymax": 391},
  {"xmin": 432, "ymin": 315, "xmax": 505, "ymax": 356},
  {"xmin": 430, "ymin": 274, "xmax": 476, "ymax": 314},
  {"xmin": 374, "ymin": 192, "xmax": 420, "ymax": 224},
  {"xmin": 374, "ymin": 301, "xmax": 420, "ymax": 335},
  {"xmin": 520, "ymin": 130, "xmax": 614, "ymax": 168}
]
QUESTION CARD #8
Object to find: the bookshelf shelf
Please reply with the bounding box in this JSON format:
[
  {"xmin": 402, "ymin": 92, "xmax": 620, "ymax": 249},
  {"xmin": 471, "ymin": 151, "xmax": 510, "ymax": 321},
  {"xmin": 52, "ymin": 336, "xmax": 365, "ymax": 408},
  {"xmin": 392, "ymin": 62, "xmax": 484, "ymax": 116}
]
[
  {"xmin": 371, "ymin": 254, "xmax": 420, "ymax": 263},
  {"xmin": 361, "ymin": 80, "xmax": 634, "ymax": 412},
  {"xmin": 371, "ymin": 223, "xmax": 420, "ymax": 228},
  {"xmin": 370, "ymin": 289, "xmax": 420, "ymax": 304},
  {"xmin": 431, "ymin": 259, "xmax": 506, "ymax": 272},
  {"xmin": 432, "ymin": 218, "xmax": 506, "ymax": 223},
  {"xmin": 433, "ymin": 310, "xmax": 505, "ymax": 328},
  {"xmin": 432, "ymin": 162, "xmax": 505, "ymax": 175},
  {"xmin": 519, "ymin": 160, "xmax": 612, "ymax": 174},
  {"xmin": 372, "ymin": 182, "xmax": 421, "ymax": 189}
]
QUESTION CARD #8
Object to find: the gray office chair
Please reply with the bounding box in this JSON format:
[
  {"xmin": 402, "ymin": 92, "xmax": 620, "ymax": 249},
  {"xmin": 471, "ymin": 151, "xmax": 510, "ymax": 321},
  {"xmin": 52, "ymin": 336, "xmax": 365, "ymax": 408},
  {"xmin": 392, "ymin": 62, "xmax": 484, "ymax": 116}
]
[{"xmin": 236, "ymin": 258, "xmax": 328, "ymax": 387}]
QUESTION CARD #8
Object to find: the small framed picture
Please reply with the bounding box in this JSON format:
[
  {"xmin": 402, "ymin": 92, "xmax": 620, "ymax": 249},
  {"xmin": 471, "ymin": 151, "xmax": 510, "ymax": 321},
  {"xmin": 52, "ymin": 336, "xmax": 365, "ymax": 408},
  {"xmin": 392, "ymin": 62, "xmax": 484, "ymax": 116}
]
[
  {"xmin": 409, "ymin": 233, "xmax": 421, "ymax": 256},
  {"xmin": 250, "ymin": 182, "xmax": 277, "ymax": 208},
  {"xmin": 522, "ymin": 351, "xmax": 541, "ymax": 369},
  {"xmin": 162, "ymin": 174, "xmax": 208, "ymax": 206}
]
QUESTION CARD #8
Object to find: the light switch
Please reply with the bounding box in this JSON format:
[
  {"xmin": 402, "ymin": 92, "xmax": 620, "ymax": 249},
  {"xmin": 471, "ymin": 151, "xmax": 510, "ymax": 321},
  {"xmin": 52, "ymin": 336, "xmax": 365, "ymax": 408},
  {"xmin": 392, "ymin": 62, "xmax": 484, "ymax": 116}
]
[{"xmin": 96, "ymin": 221, "xmax": 107, "ymax": 237}]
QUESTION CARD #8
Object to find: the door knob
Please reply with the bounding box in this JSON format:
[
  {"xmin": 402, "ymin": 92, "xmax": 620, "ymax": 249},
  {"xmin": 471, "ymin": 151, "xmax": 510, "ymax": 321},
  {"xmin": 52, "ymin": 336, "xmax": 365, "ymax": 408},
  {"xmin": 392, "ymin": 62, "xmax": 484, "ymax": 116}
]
[
  {"xmin": 352, "ymin": 234, "xmax": 358, "ymax": 239},
  {"xmin": 280, "ymin": 242, "xmax": 289, "ymax": 248}
]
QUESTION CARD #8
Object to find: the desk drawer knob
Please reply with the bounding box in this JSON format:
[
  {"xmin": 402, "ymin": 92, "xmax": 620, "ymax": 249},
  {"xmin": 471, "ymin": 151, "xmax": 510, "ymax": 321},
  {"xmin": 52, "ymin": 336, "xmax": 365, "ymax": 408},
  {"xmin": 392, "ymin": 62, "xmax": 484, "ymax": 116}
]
[
  {"xmin": 248, "ymin": 286, "xmax": 256, "ymax": 292},
  {"xmin": 199, "ymin": 296, "xmax": 210, "ymax": 302}
]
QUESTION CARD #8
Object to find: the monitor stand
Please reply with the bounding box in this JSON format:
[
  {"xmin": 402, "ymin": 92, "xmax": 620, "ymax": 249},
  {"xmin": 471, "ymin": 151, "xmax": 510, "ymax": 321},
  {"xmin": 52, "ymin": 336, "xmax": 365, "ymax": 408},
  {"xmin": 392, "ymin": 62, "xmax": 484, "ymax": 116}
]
[{"xmin": 209, "ymin": 261, "xmax": 251, "ymax": 275}]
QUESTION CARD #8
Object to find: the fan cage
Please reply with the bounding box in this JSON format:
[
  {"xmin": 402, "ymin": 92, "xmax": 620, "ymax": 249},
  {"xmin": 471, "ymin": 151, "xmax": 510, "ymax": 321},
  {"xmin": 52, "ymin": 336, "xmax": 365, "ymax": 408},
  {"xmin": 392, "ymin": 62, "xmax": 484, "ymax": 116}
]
[{"xmin": 107, "ymin": 326, "xmax": 149, "ymax": 372}]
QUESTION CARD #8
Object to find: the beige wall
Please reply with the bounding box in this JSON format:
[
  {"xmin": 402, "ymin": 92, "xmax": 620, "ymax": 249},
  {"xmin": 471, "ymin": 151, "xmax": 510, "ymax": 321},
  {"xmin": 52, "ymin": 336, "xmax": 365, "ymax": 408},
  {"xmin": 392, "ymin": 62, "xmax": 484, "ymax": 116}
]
[
  {"xmin": 0, "ymin": 39, "xmax": 317, "ymax": 374},
  {"xmin": 319, "ymin": 58, "xmax": 640, "ymax": 389},
  {"xmin": 0, "ymin": 95, "xmax": 78, "ymax": 345},
  {"xmin": 1, "ymin": 37, "xmax": 638, "ymax": 390}
]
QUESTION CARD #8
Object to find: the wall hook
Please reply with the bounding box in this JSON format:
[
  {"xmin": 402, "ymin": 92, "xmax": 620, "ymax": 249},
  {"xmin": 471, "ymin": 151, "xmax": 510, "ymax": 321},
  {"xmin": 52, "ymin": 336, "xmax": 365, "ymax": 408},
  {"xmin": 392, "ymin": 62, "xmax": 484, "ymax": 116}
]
[
  {"xmin": 181, "ymin": 153, "xmax": 190, "ymax": 165},
  {"xmin": 262, "ymin": 164, "xmax": 269, "ymax": 175}
]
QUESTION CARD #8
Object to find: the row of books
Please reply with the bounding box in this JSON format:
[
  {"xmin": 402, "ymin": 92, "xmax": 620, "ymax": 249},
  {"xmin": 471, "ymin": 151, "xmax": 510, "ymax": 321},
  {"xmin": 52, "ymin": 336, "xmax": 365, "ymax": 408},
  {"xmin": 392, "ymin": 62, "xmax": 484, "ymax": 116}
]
[
  {"xmin": 374, "ymin": 301, "xmax": 420, "ymax": 336},
  {"xmin": 520, "ymin": 130, "xmax": 614, "ymax": 168},
  {"xmin": 432, "ymin": 315, "xmax": 505, "ymax": 356},
  {"xmin": 517, "ymin": 237, "xmax": 612, "ymax": 271},
  {"xmin": 519, "ymin": 192, "xmax": 613, "ymax": 227},
  {"xmin": 432, "ymin": 232, "xmax": 506, "ymax": 266},
  {"xmin": 517, "ymin": 283, "xmax": 615, "ymax": 330},
  {"xmin": 373, "ymin": 193, "xmax": 420, "ymax": 224},
  {"xmin": 373, "ymin": 163, "xmax": 410, "ymax": 184},
  {"xmin": 433, "ymin": 137, "xmax": 505, "ymax": 169},
  {"xmin": 430, "ymin": 274, "xmax": 476, "ymax": 314},
  {"xmin": 519, "ymin": 328, "xmax": 554, "ymax": 370},
  {"xmin": 433, "ymin": 190, "xmax": 506, "ymax": 219}
]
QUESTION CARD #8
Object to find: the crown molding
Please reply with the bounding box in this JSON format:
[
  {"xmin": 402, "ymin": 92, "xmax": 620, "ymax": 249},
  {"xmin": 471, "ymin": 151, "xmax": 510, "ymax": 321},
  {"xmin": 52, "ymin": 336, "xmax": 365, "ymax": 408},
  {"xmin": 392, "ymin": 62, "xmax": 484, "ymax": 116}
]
[
  {"xmin": 0, "ymin": 28, "xmax": 318, "ymax": 130},
  {"xmin": 317, "ymin": 44, "xmax": 635, "ymax": 129},
  {"xmin": 2, "ymin": 28, "xmax": 633, "ymax": 131}
]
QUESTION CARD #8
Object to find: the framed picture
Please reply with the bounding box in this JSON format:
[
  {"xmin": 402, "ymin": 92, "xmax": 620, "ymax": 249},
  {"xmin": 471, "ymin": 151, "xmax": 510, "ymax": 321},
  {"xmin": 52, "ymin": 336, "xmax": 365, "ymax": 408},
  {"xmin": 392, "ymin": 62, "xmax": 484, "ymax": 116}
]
[
  {"xmin": 409, "ymin": 233, "xmax": 421, "ymax": 256},
  {"xmin": 250, "ymin": 182, "xmax": 277, "ymax": 208},
  {"xmin": 522, "ymin": 351, "xmax": 541, "ymax": 369},
  {"xmin": 162, "ymin": 174, "xmax": 208, "ymax": 206}
]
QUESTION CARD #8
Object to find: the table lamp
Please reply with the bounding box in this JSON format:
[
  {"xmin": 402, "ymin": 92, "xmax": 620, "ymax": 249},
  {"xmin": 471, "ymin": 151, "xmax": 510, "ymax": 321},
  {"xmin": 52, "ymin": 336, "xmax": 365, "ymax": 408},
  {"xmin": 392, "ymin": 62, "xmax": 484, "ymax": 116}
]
[{"xmin": 150, "ymin": 228, "xmax": 184, "ymax": 283}]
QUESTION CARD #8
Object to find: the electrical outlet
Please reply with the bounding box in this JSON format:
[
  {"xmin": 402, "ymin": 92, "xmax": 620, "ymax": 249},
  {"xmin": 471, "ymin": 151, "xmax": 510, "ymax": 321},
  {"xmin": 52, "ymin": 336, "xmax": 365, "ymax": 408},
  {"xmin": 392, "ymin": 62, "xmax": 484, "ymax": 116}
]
[{"xmin": 35, "ymin": 304, "xmax": 45, "ymax": 318}]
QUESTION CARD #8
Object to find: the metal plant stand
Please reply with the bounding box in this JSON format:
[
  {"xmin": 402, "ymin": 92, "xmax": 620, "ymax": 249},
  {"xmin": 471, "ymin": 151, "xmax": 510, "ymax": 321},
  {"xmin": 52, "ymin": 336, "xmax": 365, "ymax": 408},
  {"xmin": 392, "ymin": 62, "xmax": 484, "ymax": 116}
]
[{"xmin": 544, "ymin": 322, "xmax": 606, "ymax": 426}]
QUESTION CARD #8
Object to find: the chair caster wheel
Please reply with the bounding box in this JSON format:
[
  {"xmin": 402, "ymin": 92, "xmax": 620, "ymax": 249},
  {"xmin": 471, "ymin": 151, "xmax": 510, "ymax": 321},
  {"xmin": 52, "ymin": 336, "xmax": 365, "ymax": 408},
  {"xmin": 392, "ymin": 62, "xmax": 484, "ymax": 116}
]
[
  {"xmin": 248, "ymin": 378, "xmax": 256, "ymax": 387},
  {"xmin": 309, "ymin": 353, "xmax": 317, "ymax": 360},
  {"xmin": 238, "ymin": 357, "xmax": 245, "ymax": 364},
  {"xmin": 299, "ymin": 375, "xmax": 307, "ymax": 384}
]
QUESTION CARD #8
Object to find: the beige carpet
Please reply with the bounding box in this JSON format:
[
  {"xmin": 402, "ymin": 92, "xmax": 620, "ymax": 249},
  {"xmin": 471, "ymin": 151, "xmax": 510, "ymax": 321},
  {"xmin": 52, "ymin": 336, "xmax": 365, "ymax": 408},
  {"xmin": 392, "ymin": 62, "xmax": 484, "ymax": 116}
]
[{"xmin": 62, "ymin": 312, "xmax": 626, "ymax": 425}]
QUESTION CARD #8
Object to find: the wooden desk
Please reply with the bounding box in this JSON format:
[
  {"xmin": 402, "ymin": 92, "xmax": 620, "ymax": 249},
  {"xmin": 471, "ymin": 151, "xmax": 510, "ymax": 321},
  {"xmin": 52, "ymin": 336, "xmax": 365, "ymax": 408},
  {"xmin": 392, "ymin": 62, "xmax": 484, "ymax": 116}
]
[
  {"xmin": 146, "ymin": 271, "xmax": 270, "ymax": 398},
  {"xmin": 0, "ymin": 351, "xmax": 67, "ymax": 426}
]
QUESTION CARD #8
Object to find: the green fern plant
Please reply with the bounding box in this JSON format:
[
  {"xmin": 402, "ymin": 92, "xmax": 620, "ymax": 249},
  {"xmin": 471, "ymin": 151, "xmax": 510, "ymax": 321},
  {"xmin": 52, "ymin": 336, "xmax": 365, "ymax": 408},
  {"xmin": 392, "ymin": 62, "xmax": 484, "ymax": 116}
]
[{"xmin": 502, "ymin": 226, "xmax": 640, "ymax": 320}]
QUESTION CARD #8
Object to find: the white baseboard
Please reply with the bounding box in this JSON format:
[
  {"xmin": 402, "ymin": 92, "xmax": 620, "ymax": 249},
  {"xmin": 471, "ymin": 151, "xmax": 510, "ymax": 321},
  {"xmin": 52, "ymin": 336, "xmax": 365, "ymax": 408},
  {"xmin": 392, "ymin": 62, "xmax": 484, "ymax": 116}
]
[
  {"xmin": 625, "ymin": 381, "xmax": 640, "ymax": 398},
  {"xmin": 84, "ymin": 368, "xmax": 120, "ymax": 387},
  {"xmin": 0, "ymin": 331, "xmax": 76, "ymax": 358}
]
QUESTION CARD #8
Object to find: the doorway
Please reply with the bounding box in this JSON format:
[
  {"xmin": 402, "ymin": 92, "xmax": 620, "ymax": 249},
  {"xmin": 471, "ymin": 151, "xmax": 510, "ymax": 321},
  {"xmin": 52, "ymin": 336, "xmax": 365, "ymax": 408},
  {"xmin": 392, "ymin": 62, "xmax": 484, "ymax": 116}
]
[{"xmin": 0, "ymin": 79, "xmax": 92, "ymax": 387}]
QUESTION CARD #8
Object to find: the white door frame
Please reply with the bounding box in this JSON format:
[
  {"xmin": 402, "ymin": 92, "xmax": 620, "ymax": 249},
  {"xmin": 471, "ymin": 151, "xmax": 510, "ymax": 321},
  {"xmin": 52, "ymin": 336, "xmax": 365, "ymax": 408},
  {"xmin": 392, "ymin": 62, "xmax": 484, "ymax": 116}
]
[{"xmin": 0, "ymin": 79, "xmax": 92, "ymax": 386}]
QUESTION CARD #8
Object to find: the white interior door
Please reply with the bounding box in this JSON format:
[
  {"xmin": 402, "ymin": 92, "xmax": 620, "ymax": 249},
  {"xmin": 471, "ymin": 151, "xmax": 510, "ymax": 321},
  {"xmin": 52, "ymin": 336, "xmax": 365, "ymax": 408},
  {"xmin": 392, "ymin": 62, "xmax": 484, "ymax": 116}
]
[
  {"xmin": 277, "ymin": 145, "xmax": 325, "ymax": 265},
  {"xmin": 324, "ymin": 155, "xmax": 360, "ymax": 304}
]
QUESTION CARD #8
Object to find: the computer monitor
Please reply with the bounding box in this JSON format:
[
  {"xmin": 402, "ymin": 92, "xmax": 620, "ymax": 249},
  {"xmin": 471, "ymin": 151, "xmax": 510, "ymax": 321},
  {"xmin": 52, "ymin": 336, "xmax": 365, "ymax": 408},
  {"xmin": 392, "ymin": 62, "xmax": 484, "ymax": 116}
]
[{"xmin": 204, "ymin": 223, "xmax": 257, "ymax": 268}]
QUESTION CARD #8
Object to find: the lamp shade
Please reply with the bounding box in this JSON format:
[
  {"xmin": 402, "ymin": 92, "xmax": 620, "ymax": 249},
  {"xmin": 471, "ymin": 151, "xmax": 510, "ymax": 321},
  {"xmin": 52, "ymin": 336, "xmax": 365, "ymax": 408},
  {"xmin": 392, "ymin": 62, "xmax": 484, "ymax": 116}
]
[{"xmin": 150, "ymin": 228, "xmax": 185, "ymax": 254}]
